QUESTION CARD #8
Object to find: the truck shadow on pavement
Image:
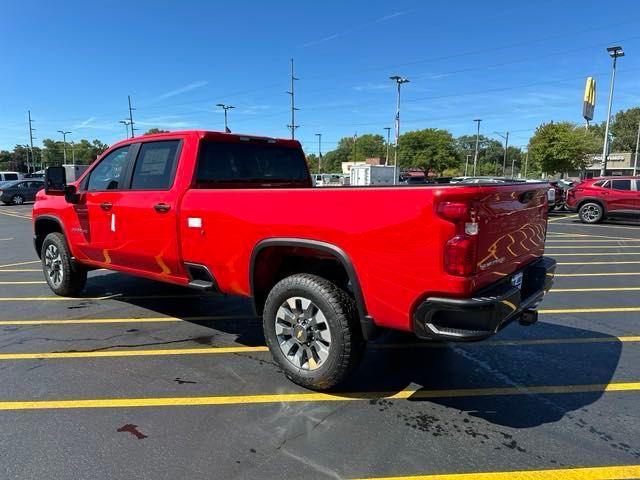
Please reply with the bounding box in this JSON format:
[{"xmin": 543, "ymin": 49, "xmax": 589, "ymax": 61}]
[{"xmin": 86, "ymin": 272, "xmax": 622, "ymax": 430}]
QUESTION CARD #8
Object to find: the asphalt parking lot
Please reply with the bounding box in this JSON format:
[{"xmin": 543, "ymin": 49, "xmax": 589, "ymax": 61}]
[{"xmin": 0, "ymin": 204, "xmax": 639, "ymax": 479}]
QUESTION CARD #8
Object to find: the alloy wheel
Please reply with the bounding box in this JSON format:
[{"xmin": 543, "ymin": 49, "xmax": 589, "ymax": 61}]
[
  {"xmin": 44, "ymin": 244, "xmax": 64, "ymax": 288},
  {"xmin": 275, "ymin": 296, "xmax": 332, "ymax": 370}
]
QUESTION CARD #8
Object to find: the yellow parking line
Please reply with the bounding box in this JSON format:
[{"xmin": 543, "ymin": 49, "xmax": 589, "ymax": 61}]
[
  {"xmin": 539, "ymin": 306, "xmax": 640, "ymax": 314},
  {"xmin": 551, "ymin": 252, "xmax": 640, "ymax": 256},
  {"xmin": 551, "ymin": 287, "xmax": 640, "ymax": 293},
  {"xmin": 0, "ymin": 381, "xmax": 637, "ymax": 411},
  {"xmin": 2, "ymin": 336, "xmax": 638, "ymax": 361},
  {"xmin": 550, "ymin": 223, "xmax": 640, "ymax": 231},
  {"xmin": 0, "ymin": 281, "xmax": 46, "ymax": 285},
  {"xmin": 0, "ymin": 269, "xmax": 42, "ymax": 272},
  {"xmin": 353, "ymin": 465, "xmax": 640, "ymax": 480},
  {"xmin": 546, "ymin": 245, "xmax": 640, "ymax": 249},
  {"xmin": 547, "ymin": 215, "xmax": 577, "ymax": 223},
  {"xmin": 0, "ymin": 210, "xmax": 31, "ymax": 220},
  {"xmin": 557, "ymin": 260, "xmax": 640, "ymax": 265},
  {"xmin": 546, "ymin": 239, "xmax": 640, "ymax": 243},
  {"xmin": 0, "ymin": 293, "xmax": 207, "ymax": 301},
  {"xmin": 0, "ymin": 315, "xmax": 247, "ymax": 325},
  {"xmin": 554, "ymin": 272, "xmax": 640, "ymax": 277},
  {"xmin": 0, "ymin": 260, "xmax": 40, "ymax": 268},
  {"xmin": 548, "ymin": 232, "xmax": 640, "ymax": 241}
]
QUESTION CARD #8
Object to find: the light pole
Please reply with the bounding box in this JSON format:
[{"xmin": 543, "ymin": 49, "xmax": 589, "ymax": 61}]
[
  {"xmin": 493, "ymin": 131, "xmax": 509, "ymax": 176},
  {"xmin": 57, "ymin": 130, "xmax": 71, "ymax": 164},
  {"xmin": 601, "ymin": 46, "xmax": 624, "ymax": 176},
  {"xmin": 473, "ymin": 119, "xmax": 482, "ymax": 176},
  {"xmin": 384, "ymin": 127, "xmax": 391, "ymax": 166},
  {"xmin": 465, "ymin": 154, "xmax": 471, "ymax": 176},
  {"xmin": 216, "ymin": 104, "xmax": 235, "ymax": 133},
  {"xmin": 390, "ymin": 75, "xmax": 409, "ymax": 185},
  {"xmin": 634, "ymin": 120, "xmax": 640, "ymax": 176},
  {"xmin": 523, "ymin": 148, "xmax": 529, "ymax": 178},
  {"xmin": 119, "ymin": 120, "xmax": 130, "ymax": 138},
  {"xmin": 315, "ymin": 133, "xmax": 322, "ymax": 173}
]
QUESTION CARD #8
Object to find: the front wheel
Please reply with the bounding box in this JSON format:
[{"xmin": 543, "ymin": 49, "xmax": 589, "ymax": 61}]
[
  {"xmin": 41, "ymin": 232, "xmax": 87, "ymax": 296},
  {"xmin": 579, "ymin": 202, "xmax": 604, "ymax": 224},
  {"xmin": 263, "ymin": 273, "xmax": 365, "ymax": 390}
]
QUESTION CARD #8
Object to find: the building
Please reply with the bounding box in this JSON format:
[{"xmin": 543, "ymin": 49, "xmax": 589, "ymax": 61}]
[{"xmin": 582, "ymin": 153, "xmax": 638, "ymax": 178}]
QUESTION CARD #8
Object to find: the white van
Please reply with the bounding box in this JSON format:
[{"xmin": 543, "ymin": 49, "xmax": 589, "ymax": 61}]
[{"xmin": 0, "ymin": 172, "xmax": 21, "ymax": 182}]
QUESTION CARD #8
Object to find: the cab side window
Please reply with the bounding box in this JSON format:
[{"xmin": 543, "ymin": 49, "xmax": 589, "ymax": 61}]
[
  {"xmin": 130, "ymin": 141, "xmax": 180, "ymax": 190},
  {"xmin": 87, "ymin": 146, "xmax": 130, "ymax": 191},
  {"xmin": 610, "ymin": 179, "xmax": 631, "ymax": 191}
]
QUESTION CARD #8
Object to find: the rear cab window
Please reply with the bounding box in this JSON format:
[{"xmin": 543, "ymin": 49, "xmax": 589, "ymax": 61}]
[{"xmin": 194, "ymin": 139, "xmax": 310, "ymax": 188}]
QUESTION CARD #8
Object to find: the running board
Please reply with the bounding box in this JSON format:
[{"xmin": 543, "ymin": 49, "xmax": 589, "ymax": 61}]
[{"xmin": 184, "ymin": 263, "xmax": 217, "ymax": 291}]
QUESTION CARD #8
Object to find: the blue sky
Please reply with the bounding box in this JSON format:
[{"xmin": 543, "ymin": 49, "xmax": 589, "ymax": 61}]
[{"xmin": 2, "ymin": 0, "xmax": 640, "ymax": 154}]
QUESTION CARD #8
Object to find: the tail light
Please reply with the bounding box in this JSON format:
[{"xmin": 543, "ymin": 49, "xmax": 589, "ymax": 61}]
[{"xmin": 437, "ymin": 201, "xmax": 478, "ymax": 276}]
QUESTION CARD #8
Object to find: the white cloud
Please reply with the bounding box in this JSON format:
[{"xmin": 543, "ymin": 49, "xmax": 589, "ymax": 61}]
[{"xmin": 154, "ymin": 81, "xmax": 208, "ymax": 101}]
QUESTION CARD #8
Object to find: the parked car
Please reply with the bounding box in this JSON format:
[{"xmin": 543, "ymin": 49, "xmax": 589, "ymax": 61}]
[
  {"xmin": 0, "ymin": 171, "xmax": 21, "ymax": 182},
  {"xmin": 567, "ymin": 176, "xmax": 640, "ymax": 223},
  {"xmin": 34, "ymin": 130, "xmax": 555, "ymax": 390},
  {"xmin": 0, "ymin": 179, "xmax": 45, "ymax": 205}
]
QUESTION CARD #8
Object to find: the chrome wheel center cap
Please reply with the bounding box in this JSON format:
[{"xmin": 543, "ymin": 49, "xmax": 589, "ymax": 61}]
[{"xmin": 293, "ymin": 324, "xmax": 308, "ymax": 343}]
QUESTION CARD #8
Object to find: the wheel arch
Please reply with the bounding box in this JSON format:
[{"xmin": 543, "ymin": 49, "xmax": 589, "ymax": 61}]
[
  {"xmin": 34, "ymin": 215, "xmax": 66, "ymax": 258},
  {"xmin": 577, "ymin": 197, "xmax": 607, "ymax": 214},
  {"xmin": 249, "ymin": 238, "xmax": 377, "ymax": 339}
]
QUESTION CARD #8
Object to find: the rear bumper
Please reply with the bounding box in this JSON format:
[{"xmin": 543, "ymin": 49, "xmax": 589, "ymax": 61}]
[{"xmin": 413, "ymin": 257, "xmax": 556, "ymax": 341}]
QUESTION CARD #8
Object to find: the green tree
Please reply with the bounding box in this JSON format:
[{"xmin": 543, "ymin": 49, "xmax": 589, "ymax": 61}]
[
  {"xmin": 528, "ymin": 121, "xmax": 599, "ymax": 175},
  {"xmin": 610, "ymin": 107, "xmax": 640, "ymax": 152},
  {"xmin": 398, "ymin": 128, "xmax": 460, "ymax": 175},
  {"xmin": 144, "ymin": 128, "xmax": 170, "ymax": 135},
  {"xmin": 305, "ymin": 153, "xmax": 319, "ymax": 173}
]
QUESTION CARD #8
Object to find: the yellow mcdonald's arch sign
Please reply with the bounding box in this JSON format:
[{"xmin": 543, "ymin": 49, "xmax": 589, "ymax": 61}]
[{"xmin": 583, "ymin": 76, "xmax": 596, "ymax": 121}]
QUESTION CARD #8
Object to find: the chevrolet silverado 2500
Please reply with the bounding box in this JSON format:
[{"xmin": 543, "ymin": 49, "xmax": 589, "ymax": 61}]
[{"xmin": 34, "ymin": 130, "xmax": 556, "ymax": 389}]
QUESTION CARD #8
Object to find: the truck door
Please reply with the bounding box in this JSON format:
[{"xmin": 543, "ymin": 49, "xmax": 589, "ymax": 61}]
[
  {"xmin": 73, "ymin": 145, "xmax": 132, "ymax": 264},
  {"xmin": 116, "ymin": 139, "xmax": 185, "ymax": 280}
]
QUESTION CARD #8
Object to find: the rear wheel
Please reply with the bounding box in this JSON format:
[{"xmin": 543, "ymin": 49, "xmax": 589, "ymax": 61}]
[
  {"xmin": 41, "ymin": 232, "xmax": 87, "ymax": 296},
  {"xmin": 263, "ymin": 273, "xmax": 365, "ymax": 390},
  {"xmin": 578, "ymin": 202, "xmax": 604, "ymax": 224},
  {"xmin": 11, "ymin": 195, "xmax": 24, "ymax": 205}
]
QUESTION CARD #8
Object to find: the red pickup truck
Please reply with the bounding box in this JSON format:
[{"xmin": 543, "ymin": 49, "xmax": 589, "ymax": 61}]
[{"xmin": 34, "ymin": 131, "xmax": 555, "ymax": 389}]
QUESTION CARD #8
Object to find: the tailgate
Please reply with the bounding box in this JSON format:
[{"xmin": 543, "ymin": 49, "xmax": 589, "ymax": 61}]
[{"xmin": 473, "ymin": 183, "xmax": 548, "ymax": 287}]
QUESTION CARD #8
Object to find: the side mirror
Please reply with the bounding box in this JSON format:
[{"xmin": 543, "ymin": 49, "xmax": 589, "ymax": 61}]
[{"xmin": 45, "ymin": 166, "xmax": 67, "ymax": 194}]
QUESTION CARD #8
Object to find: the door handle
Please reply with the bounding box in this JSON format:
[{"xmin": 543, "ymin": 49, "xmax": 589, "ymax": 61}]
[
  {"xmin": 154, "ymin": 203, "xmax": 171, "ymax": 213},
  {"xmin": 100, "ymin": 202, "xmax": 113, "ymax": 211}
]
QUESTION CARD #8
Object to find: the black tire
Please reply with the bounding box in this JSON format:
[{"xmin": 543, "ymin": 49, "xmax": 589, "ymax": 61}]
[
  {"xmin": 578, "ymin": 202, "xmax": 604, "ymax": 224},
  {"xmin": 41, "ymin": 232, "xmax": 87, "ymax": 296},
  {"xmin": 11, "ymin": 195, "xmax": 24, "ymax": 205},
  {"xmin": 263, "ymin": 273, "xmax": 365, "ymax": 390}
]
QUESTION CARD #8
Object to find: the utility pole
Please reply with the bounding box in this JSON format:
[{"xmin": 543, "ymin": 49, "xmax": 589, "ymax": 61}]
[
  {"xmin": 57, "ymin": 130, "xmax": 71, "ymax": 164},
  {"xmin": 473, "ymin": 119, "xmax": 481, "ymax": 176},
  {"xmin": 494, "ymin": 131, "xmax": 509, "ymax": 176},
  {"xmin": 128, "ymin": 95, "xmax": 136, "ymax": 138},
  {"xmin": 119, "ymin": 120, "xmax": 130, "ymax": 138},
  {"xmin": 353, "ymin": 132, "xmax": 358, "ymax": 166},
  {"xmin": 315, "ymin": 133, "xmax": 322, "ymax": 173},
  {"xmin": 286, "ymin": 58, "xmax": 299, "ymax": 139},
  {"xmin": 28, "ymin": 110, "xmax": 36, "ymax": 173},
  {"xmin": 524, "ymin": 149, "xmax": 529, "ymax": 178},
  {"xmin": 384, "ymin": 127, "xmax": 391, "ymax": 166},
  {"xmin": 390, "ymin": 75, "xmax": 409, "ymax": 185},
  {"xmin": 634, "ymin": 120, "xmax": 640, "ymax": 176},
  {"xmin": 601, "ymin": 46, "xmax": 624, "ymax": 176},
  {"xmin": 465, "ymin": 154, "xmax": 471, "ymax": 176},
  {"xmin": 216, "ymin": 104, "xmax": 235, "ymax": 133}
]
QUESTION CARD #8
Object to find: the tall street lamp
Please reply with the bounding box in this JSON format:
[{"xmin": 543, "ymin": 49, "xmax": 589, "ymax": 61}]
[
  {"xmin": 57, "ymin": 130, "xmax": 71, "ymax": 164},
  {"xmin": 119, "ymin": 120, "xmax": 131, "ymax": 138},
  {"xmin": 473, "ymin": 119, "xmax": 482, "ymax": 176},
  {"xmin": 383, "ymin": 127, "xmax": 391, "ymax": 166},
  {"xmin": 493, "ymin": 131, "xmax": 509, "ymax": 176},
  {"xmin": 601, "ymin": 46, "xmax": 624, "ymax": 176},
  {"xmin": 216, "ymin": 103, "xmax": 235, "ymax": 133},
  {"xmin": 315, "ymin": 133, "xmax": 322, "ymax": 173},
  {"xmin": 390, "ymin": 75, "xmax": 409, "ymax": 185}
]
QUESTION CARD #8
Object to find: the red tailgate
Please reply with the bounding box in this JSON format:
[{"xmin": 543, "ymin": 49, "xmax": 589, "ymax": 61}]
[{"xmin": 472, "ymin": 183, "xmax": 548, "ymax": 290}]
